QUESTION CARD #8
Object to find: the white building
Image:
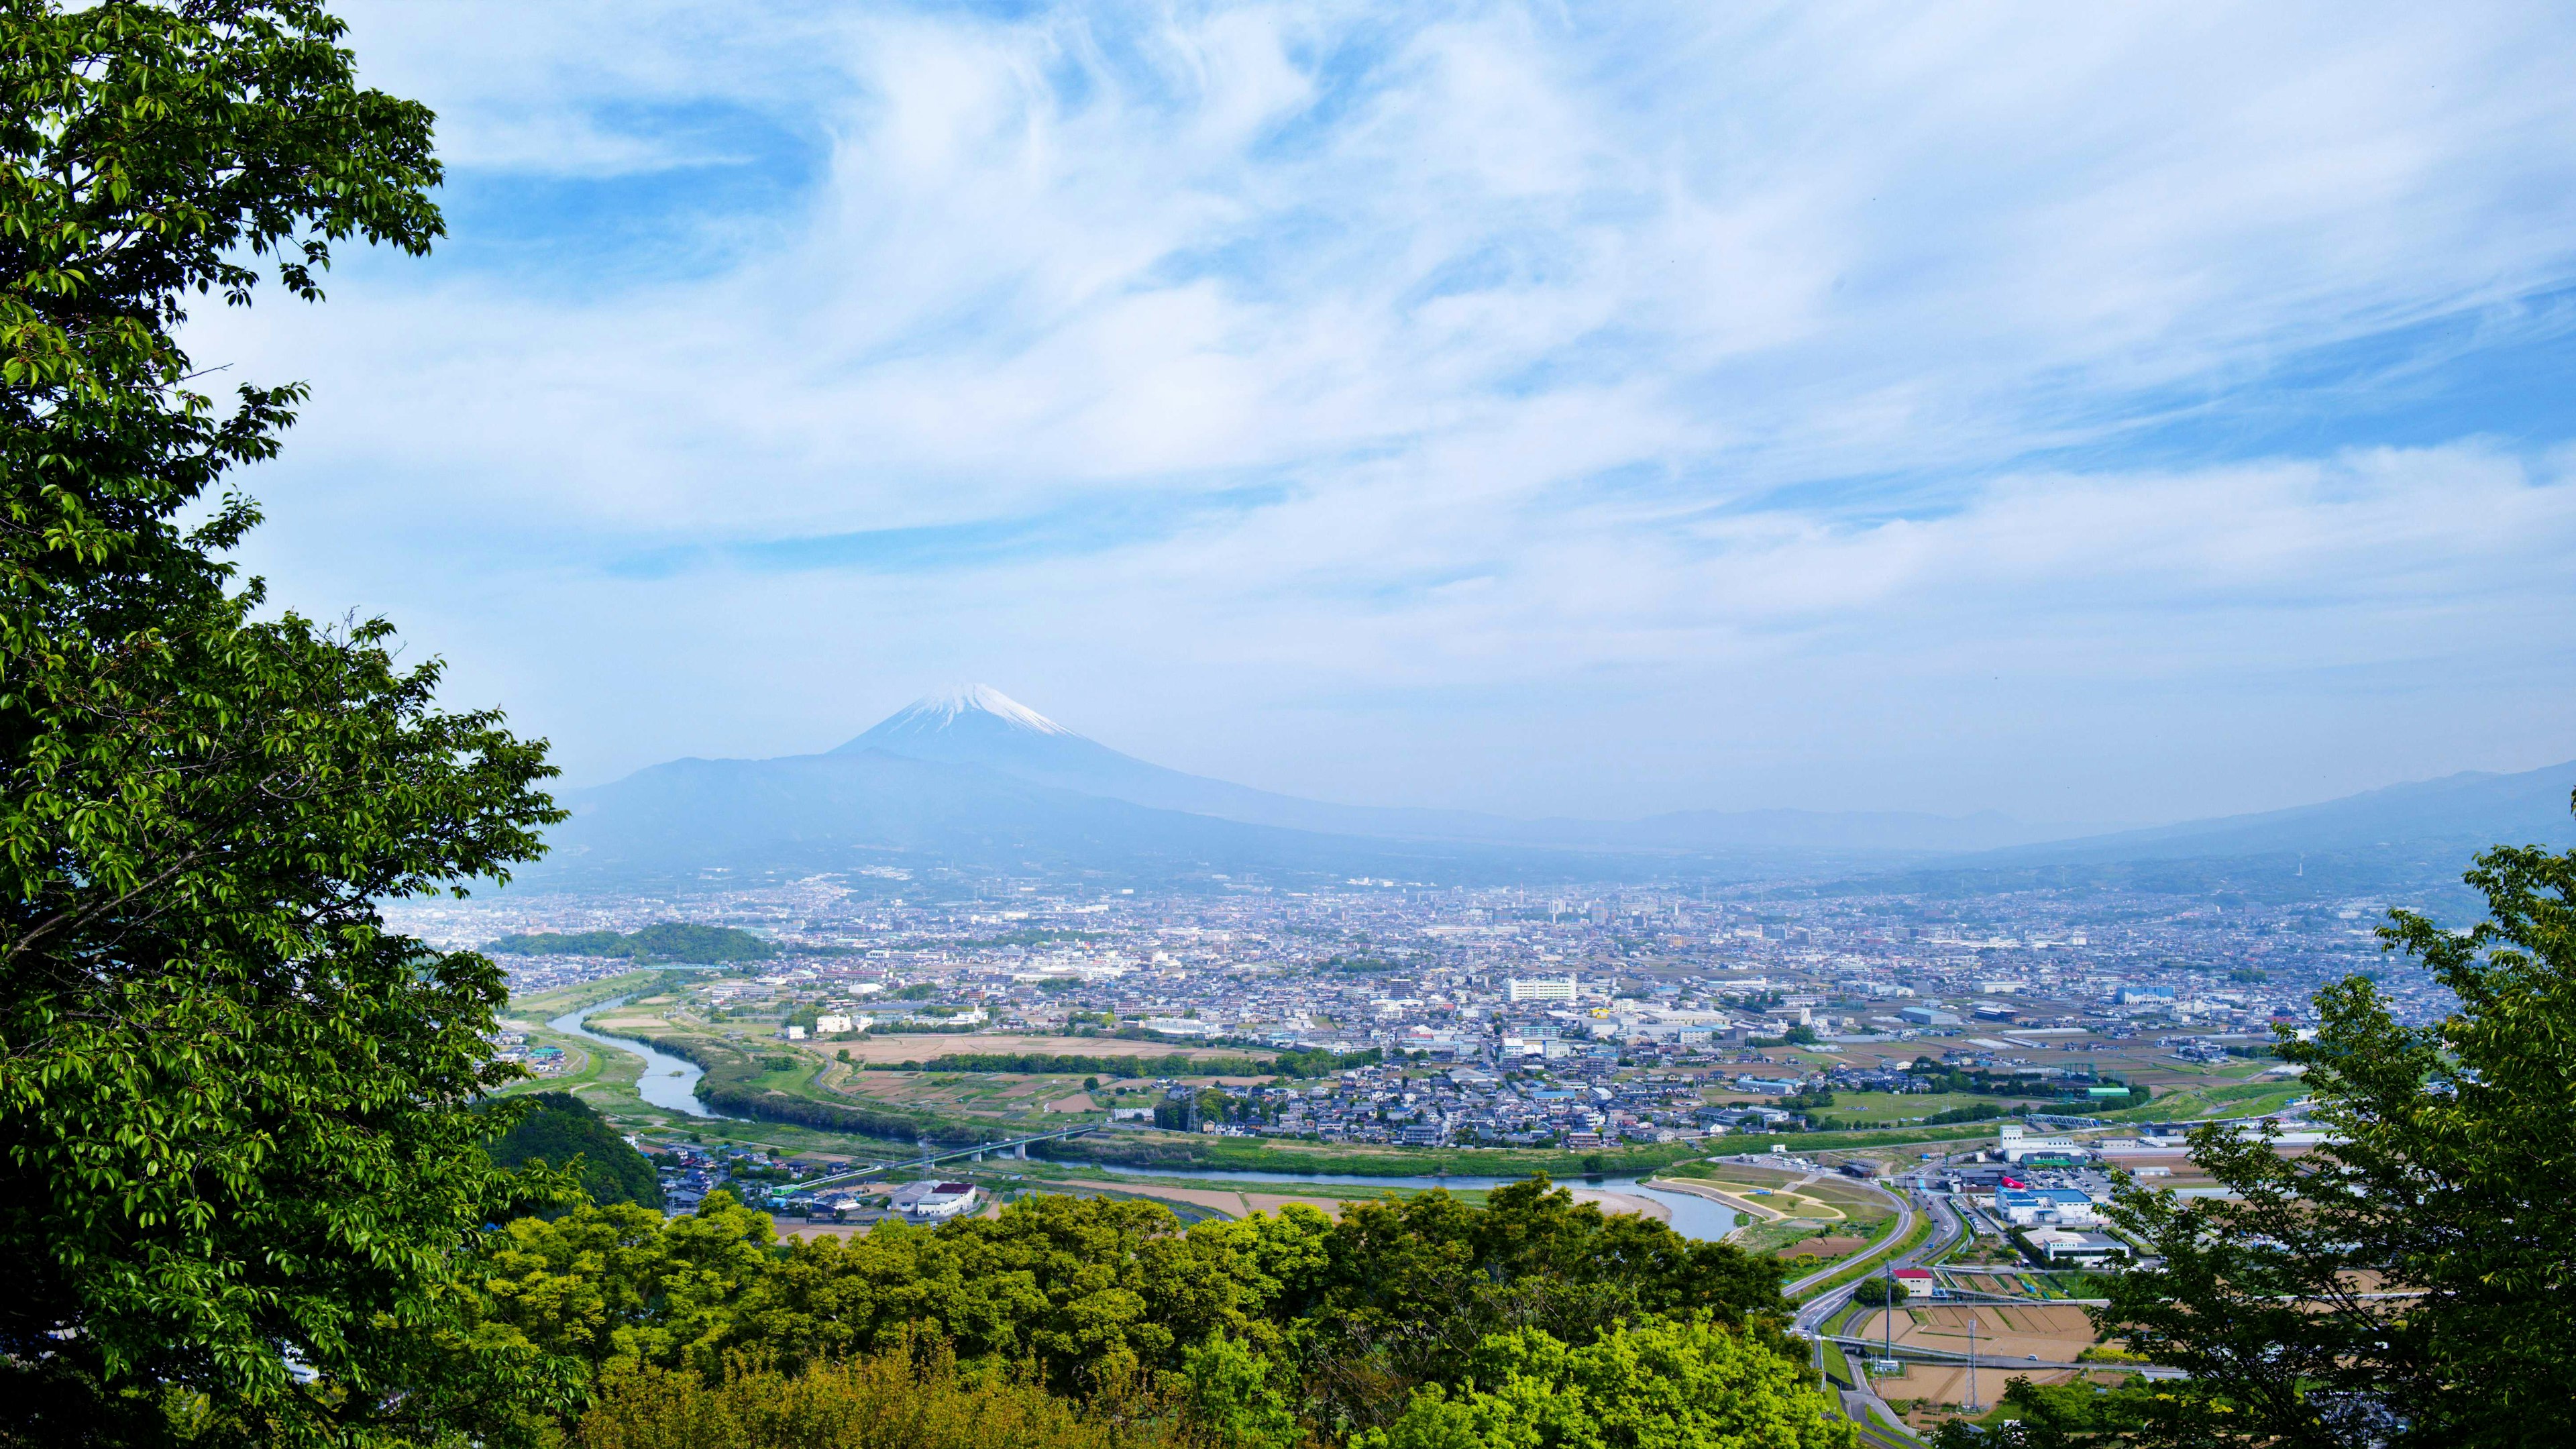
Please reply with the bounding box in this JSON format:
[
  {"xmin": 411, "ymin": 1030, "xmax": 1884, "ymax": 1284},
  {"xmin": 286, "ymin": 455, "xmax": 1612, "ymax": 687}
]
[
  {"xmin": 814, "ymin": 1013, "xmax": 870, "ymax": 1035},
  {"xmin": 888, "ymin": 1181, "xmax": 980, "ymax": 1221},
  {"xmin": 1508, "ymin": 976, "xmax": 1580, "ymax": 1003},
  {"xmin": 1996, "ymin": 1122, "xmax": 2085, "ymax": 1162},
  {"xmin": 2025, "ymin": 1228, "xmax": 2128, "ymax": 1263},
  {"xmin": 1994, "ymin": 1187, "xmax": 2102, "ymax": 1228}
]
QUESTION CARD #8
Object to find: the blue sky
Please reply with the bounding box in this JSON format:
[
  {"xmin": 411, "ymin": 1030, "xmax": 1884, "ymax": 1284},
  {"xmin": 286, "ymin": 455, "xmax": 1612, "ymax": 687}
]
[{"xmin": 206, "ymin": 1, "xmax": 2576, "ymax": 824}]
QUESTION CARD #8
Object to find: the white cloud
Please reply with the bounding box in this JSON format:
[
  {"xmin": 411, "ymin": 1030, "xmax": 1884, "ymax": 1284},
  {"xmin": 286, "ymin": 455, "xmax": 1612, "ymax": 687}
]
[{"xmin": 203, "ymin": 0, "xmax": 2576, "ymax": 820}]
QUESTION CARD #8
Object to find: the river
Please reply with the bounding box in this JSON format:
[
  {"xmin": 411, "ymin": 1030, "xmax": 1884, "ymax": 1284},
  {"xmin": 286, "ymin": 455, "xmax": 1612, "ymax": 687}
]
[
  {"xmin": 1091, "ymin": 1163, "xmax": 1738, "ymax": 1242},
  {"xmin": 547, "ymin": 996, "xmax": 739, "ymax": 1120},
  {"xmin": 529, "ymin": 1006, "xmax": 1734, "ymax": 1238}
]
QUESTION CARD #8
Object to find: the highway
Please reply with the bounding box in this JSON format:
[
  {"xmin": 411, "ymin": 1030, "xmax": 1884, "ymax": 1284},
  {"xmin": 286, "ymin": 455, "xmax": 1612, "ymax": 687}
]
[
  {"xmin": 790, "ymin": 1124, "xmax": 1098, "ymax": 1195},
  {"xmin": 1784, "ymin": 1171, "xmax": 1918, "ymax": 1297},
  {"xmin": 1790, "ymin": 1169, "xmax": 1972, "ymax": 1446}
]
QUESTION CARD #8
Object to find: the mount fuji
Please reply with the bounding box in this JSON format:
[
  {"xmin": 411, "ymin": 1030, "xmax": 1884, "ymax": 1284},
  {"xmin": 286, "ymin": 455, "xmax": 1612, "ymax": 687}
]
[
  {"xmin": 529, "ymin": 686, "xmax": 2088, "ymax": 888},
  {"xmin": 828, "ymin": 686, "xmax": 1525, "ymax": 841},
  {"xmin": 521, "ymin": 685, "xmax": 2575, "ymax": 892},
  {"xmin": 833, "ymin": 686, "xmax": 2086, "ymax": 851}
]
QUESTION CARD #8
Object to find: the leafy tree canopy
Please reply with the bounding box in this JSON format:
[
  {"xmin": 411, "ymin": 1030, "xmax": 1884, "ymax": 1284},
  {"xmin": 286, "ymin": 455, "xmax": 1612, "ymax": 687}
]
[
  {"xmin": 0, "ymin": 2, "xmax": 562, "ymax": 1442},
  {"xmin": 470, "ymin": 1177, "xmax": 1800, "ymax": 1440},
  {"xmin": 484, "ymin": 922, "xmax": 777, "ymax": 963},
  {"xmin": 1352, "ymin": 1317, "xmax": 1851, "ymax": 1449},
  {"xmin": 480, "ymin": 1092, "xmax": 661, "ymax": 1212},
  {"xmin": 2096, "ymin": 803, "xmax": 2576, "ymax": 1448}
]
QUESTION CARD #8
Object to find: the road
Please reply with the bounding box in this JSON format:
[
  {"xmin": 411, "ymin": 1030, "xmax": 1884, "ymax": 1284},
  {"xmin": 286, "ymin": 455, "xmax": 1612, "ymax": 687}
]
[
  {"xmin": 1792, "ymin": 1171, "xmax": 1972, "ymax": 1445},
  {"xmin": 792, "ymin": 1125, "xmax": 1097, "ymax": 1194},
  {"xmin": 1786, "ymin": 1174, "xmax": 1918, "ymax": 1297},
  {"xmin": 1790, "ymin": 1172, "xmax": 1959, "ymax": 1324}
]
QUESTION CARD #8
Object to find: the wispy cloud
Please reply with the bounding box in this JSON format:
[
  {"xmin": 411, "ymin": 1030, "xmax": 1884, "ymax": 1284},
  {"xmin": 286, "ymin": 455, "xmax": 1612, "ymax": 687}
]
[{"xmin": 206, "ymin": 1, "xmax": 2576, "ymax": 820}]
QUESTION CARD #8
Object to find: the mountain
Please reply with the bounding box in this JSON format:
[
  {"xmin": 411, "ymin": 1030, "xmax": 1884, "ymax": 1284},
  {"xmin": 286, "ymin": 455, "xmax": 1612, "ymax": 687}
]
[
  {"xmin": 524, "ymin": 684, "xmax": 2575, "ymax": 892},
  {"xmin": 527, "ymin": 747, "xmax": 1663, "ymax": 888},
  {"xmin": 1972, "ymin": 761, "xmax": 2576, "ymax": 865},
  {"xmin": 830, "ymin": 685, "xmax": 1526, "ymax": 842},
  {"xmin": 835, "ymin": 686, "xmax": 2080, "ymax": 853},
  {"xmin": 1825, "ymin": 759, "xmax": 2576, "ymax": 904}
]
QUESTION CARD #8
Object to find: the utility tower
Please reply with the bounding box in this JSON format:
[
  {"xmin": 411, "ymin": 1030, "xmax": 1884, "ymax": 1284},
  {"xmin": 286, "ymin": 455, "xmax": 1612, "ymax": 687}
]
[{"xmin": 1966, "ymin": 1313, "xmax": 1980, "ymax": 1415}]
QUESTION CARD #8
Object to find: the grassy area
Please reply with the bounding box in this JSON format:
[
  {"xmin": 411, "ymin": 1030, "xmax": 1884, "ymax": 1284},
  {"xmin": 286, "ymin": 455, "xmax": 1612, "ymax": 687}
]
[
  {"xmin": 491, "ymin": 1019, "xmax": 643, "ymax": 1104},
  {"xmin": 1792, "ymin": 1211, "xmax": 1933, "ymax": 1302},
  {"xmin": 1039, "ymin": 1131, "xmax": 1711, "ymax": 1180},
  {"xmin": 2098, "ymin": 1076, "xmax": 2304, "ymax": 1122},
  {"xmin": 508, "ymin": 969, "xmax": 700, "ymax": 1020},
  {"xmin": 1705, "ymin": 1089, "xmax": 2047, "ymax": 1128},
  {"xmin": 1792, "ymin": 1206, "xmax": 1937, "ymax": 1299},
  {"xmin": 1818, "ymin": 1335, "xmax": 1858, "ymax": 1389}
]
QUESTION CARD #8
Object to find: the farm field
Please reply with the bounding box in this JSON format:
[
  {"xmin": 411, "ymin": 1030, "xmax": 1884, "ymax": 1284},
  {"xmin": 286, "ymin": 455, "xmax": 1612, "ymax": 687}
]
[
  {"xmin": 818, "ymin": 1032, "xmax": 1287, "ymax": 1068},
  {"xmin": 1708, "ymin": 1089, "xmax": 2053, "ymax": 1126},
  {"xmin": 1855, "ymin": 1302, "xmax": 2099, "ymax": 1362},
  {"xmin": 1856, "ymin": 1302, "xmax": 2121, "ymax": 1436}
]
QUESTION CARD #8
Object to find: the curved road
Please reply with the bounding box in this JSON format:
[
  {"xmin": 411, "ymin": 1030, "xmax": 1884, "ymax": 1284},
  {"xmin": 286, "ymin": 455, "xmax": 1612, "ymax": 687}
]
[
  {"xmin": 1790, "ymin": 1172, "xmax": 1972, "ymax": 1446},
  {"xmin": 1785, "ymin": 1173, "xmax": 1918, "ymax": 1297}
]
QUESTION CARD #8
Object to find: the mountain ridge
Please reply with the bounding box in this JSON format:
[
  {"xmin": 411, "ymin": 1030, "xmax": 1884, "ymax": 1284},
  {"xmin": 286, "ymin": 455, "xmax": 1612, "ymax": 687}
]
[
  {"xmin": 831, "ymin": 685, "xmax": 2086, "ymax": 853},
  {"xmin": 522, "ymin": 684, "xmax": 2576, "ymax": 890}
]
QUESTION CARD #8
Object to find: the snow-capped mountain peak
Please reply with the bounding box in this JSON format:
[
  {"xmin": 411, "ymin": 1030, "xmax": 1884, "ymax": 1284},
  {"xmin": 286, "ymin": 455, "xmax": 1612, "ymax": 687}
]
[{"xmin": 863, "ymin": 685, "xmax": 1078, "ymax": 741}]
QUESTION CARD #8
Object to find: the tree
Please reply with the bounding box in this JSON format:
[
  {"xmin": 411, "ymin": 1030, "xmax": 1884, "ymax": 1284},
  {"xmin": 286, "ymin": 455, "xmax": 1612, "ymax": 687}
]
[
  {"xmin": 1351, "ymin": 1317, "xmax": 1851, "ymax": 1449},
  {"xmin": 2095, "ymin": 804, "xmax": 2576, "ymax": 1448},
  {"xmin": 1849, "ymin": 1275, "xmax": 1907, "ymax": 1307},
  {"xmin": 482, "ymin": 1092, "xmax": 663, "ymax": 1211},
  {"xmin": 1292, "ymin": 1178, "xmax": 1790, "ymax": 1434},
  {"xmin": 1175, "ymin": 1334, "xmax": 1303, "ymax": 1449},
  {"xmin": 0, "ymin": 3, "xmax": 562, "ymax": 1443},
  {"xmin": 1924, "ymin": 1377, "xmax": 2158, "ymax": 1449}
]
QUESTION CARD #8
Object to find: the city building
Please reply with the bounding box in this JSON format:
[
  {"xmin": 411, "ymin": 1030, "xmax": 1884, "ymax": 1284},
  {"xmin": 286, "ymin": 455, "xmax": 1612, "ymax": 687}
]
[{"xmin": 888, "ymin": 1181, "xmax": 980, "ymax": 1221}]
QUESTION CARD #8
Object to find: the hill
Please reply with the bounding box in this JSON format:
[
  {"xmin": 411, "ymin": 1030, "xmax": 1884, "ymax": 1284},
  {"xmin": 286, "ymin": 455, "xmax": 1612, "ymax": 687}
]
[
  {"xmin": 482, "ymin": 1092, "xmax": 661, "ymax": 1210},
  {"xmin": 485, "ymin": 922, "xmax": 778, "ymax": 963},
  {"xmin": 1827, "ymin": 761, "xmax": 2576, "ymax": 904}
]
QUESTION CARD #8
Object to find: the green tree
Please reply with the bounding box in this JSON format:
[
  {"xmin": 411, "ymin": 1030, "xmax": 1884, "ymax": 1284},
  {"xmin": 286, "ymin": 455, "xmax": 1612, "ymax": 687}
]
[
  {"xmin": 482, "ymin": 1092, "xmax": 663, "ymax": 1211},
  {"xmin": 476, "ymin": 1191, "xmax": 1328, "ymax": 1394},
  {"xmin": 0, "ymin": 3, "xmax": 562, "ymax": 1442},
  {"xmin": 1292, "ymin": 1179, "xmax": 1789, "ymax": 1433},
  {"xmin": 1924, "ymin": 1376, "xmax": 2159, "ymax": 1448},
  {"xmin": 2096, "ymin": 805, "xmax": 2576, "ymax": 1448},
  {"xmin": 1175, "ymin": 1334, "xmax": 1304, "ymax": 1449},
  {"xmin": 1848, "ymin": 1275, "xmax": 1907, "ymax": 1307},
  {"xmin": 1351, "ymin": 1318, "xmax": 1851, "ymax": 1449},
  {"xmin": 574, "ymin": 1344, "xmax": 1177, "ymax": 1449}
]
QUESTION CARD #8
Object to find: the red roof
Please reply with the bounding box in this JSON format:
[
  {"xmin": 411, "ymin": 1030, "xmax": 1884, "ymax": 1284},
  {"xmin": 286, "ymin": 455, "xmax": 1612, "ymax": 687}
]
[{"xmin": 1892, "ymin": 1268, "xmax": 1934, "ymax": 1279}]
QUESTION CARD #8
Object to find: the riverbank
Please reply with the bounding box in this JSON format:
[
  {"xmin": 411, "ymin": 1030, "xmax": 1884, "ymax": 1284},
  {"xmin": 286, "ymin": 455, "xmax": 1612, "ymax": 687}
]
[
  {"xmin": 1038, "ymin": 1128, "xmax": 1709, "ymax": 1181},
  {"xmin": 1645, "ymin": 1174, "xmax": 1782, "ymax": 1224}
]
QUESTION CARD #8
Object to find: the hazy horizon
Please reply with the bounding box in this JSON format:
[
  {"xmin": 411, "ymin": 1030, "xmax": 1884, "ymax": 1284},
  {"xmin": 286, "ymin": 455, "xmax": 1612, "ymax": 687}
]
[{"xmin": 199, "ymin": 3, "xmax": 2576, "ymax": 822}]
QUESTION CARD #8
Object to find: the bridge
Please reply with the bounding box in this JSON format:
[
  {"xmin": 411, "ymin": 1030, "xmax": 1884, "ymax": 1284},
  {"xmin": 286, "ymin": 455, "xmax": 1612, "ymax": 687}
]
[{"xmin": 790, "ymin": 1125, "xmax": 1100, "ymax": 1196}]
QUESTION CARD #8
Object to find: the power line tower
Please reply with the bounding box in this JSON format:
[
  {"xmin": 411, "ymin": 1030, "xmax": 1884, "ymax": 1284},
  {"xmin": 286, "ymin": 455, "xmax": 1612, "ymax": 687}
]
[
  {"xmin": 1966, "ymin": 1313, "xmax": 1981, "ymax": 1415},
  {"xmin": 1882, "ymin": 1260, "xmax": 1897, "ymax": 1366}
]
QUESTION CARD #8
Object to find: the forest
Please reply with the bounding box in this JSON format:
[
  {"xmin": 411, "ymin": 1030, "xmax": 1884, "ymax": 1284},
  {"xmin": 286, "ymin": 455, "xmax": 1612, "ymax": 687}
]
[
  {"xmin": 471, "ymin": 1177, "xmax": 1849, "ymax": 1448},
  {"xmin": 485, "ymin": 924, "xmax": 783, "ymax": 963}
]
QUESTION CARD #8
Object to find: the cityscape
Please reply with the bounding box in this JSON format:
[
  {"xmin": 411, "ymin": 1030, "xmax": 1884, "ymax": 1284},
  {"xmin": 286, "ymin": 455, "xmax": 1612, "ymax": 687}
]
[{"xmin": 440, "ymin": 862, "xmax": 2388, "ymax": 1191}]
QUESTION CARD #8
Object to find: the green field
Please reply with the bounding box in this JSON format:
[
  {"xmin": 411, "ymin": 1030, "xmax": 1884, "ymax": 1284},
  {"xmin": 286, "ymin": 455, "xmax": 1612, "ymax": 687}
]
[{"xmin": 2098, "ymin": 1076, "xmax": 2304, "ymax": 1122}]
